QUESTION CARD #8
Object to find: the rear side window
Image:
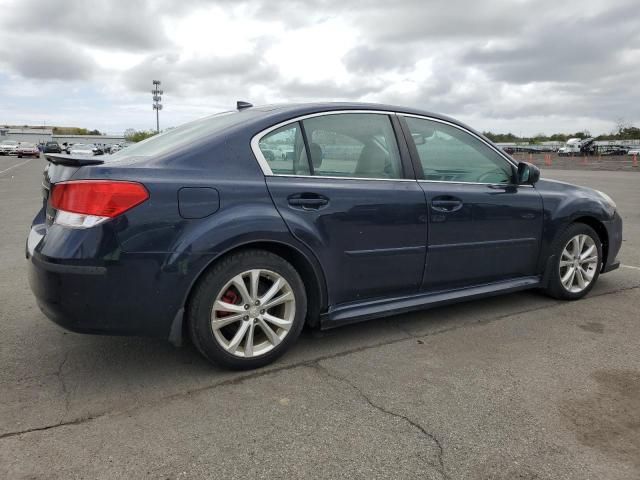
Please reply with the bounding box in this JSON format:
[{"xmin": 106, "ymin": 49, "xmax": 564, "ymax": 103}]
[
  {"xmin": 404, "ymin": 116, "xmax": 513, "ymax": 184},
  {"xmin": 258, "ymin": 123, "xmax": 309, "ymax": 175},
  {"xmin": 301, "ymin": 113, "xmax": 403, "ymax": 179}
]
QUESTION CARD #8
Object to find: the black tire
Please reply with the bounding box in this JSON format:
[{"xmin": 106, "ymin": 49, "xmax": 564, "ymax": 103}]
[
  {"xmin": 544, "ymin": 223, "xmax": 602, "ymax": 300},
  {"xmin": 188, "ymin": 249, "xmax": 307, "ymax": 370}
]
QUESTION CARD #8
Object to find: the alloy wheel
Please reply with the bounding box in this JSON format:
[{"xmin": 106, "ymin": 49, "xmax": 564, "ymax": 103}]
[
  {"xmin": 559, "ymin": 234, "xmax": 599, "ymax": 293},
  {"xmin": 211, "ymin": 269, "xmax": 296, "ymax": 358}
]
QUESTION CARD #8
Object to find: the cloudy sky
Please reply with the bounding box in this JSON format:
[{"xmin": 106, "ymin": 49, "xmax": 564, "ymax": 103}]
[{"xmin": 0, "ymin": 0, "xmax": 638, "ymax": 135}]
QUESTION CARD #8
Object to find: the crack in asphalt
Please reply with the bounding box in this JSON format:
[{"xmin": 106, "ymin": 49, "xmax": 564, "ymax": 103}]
[
  {"xmin": 1, "ymin": 283, "xmax": 638, "ymax": 441},
  {"xmin": 56, "ymin": 352, "xmax": 71, "ymax": 420},
  {"xmin": 310, "ymin": 362, "xmax": 449, "ymax": 480}
]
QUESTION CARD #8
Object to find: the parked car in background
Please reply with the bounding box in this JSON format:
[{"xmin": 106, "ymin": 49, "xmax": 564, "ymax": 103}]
[
  {"xmin": 0, "ymin": 140, "xmax": 20, "ymax": 155},
  {"xmin": 43, "ymin": 142, "xmax": 62, "ymax": 154},
  {"xmin": 69, "ymin": 143, "xmax": 101, "ymax": 156},
  {"xmin": 627, "ymin": 148, "xmax": 640, "ymax": 156},
  {"xmin": 109, "ymin": 144, "xmax": 122, "ymax": 154},
  {"xmin": 16, "ymin": 143, "xmax": 40, "ymax": 158},
  {"xmin": 28, "ymin": 102, "xmax": 622, "ymax": 370},
  {"xmin": 598, "ymin": 145, "xmax": 628, "ymax": 156}
]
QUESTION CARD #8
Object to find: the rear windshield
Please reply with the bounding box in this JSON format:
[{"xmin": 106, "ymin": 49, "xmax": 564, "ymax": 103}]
[{"xmin": 110, "ymin": 111, "xmax": 247, "ymax": 159}]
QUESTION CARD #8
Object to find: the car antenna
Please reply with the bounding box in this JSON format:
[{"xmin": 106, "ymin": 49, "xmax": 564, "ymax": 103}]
[{"xmin": 237, "ymin": 101, "xmax": 253, "ymax": 110}]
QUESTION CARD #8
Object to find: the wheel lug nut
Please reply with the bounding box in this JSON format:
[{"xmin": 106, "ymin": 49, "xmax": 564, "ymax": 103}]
[
  {"xmin": 243, "ymin": 315, "xmax": 249, "ymax": 320},
  {"xmin": 260, "ymin": 309, "xmax": 265, "ymax": 314},
  {"xmin": 244, "ymin": 304, "xmax": 249, "ymax": 310},
  {"xmin": 254, "ymin": 300, "xmax": 260, "ymax": 306}
]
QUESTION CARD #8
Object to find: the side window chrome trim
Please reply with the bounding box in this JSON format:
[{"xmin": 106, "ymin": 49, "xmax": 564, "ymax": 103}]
[
  {"xmin": 267, "ymin": 174, "xmax": 416, "ymax": 182},
  {"xmin": 398, "ymin": 113, "xmax": 518, "ymax": 168},
  {"xmin": 251, "ymin": 110, "xmax": 399, "ymax": 178}
]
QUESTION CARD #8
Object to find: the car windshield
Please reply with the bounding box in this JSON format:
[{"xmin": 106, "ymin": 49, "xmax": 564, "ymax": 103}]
[
  {"xmin": 4, "ymin": 141, "xmax": 18, "ymax": 145},
  {"xmin": 110, "ymin": 111, "xmax": 246, "ymax": 159},
  {"xmin": 73, "ymin": 144, "xmax": 93, "ymax": 149},
  {"xmin": 21, "ymin": 143, "xmax": 35, "ymax": 148}
]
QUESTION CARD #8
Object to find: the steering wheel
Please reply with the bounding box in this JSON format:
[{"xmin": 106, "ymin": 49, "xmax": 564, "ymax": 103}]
[{"xmin": 477, "ymin": 169, "xmax": 508, "ymax": 184}]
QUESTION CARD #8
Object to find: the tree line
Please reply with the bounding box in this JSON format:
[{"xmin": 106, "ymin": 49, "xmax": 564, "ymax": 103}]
[
  {"xmin": 123, "ymin": 128, "xmax": 157, "ymax": 142},
  {"xmin": 484, "ymin": 125, "xmax": 640, "ymax": 144}
]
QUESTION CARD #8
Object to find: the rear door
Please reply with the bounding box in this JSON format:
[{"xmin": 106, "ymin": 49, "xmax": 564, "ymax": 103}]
[
  {"xmin": 399, "ymin": 115, "xmax": 543, "ymax": 291},
  {"xmin": 257, "ymin": 112, "xmax": 428, "ymax": 306}
]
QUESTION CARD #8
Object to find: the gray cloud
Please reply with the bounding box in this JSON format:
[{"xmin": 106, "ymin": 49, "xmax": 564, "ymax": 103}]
[
  {"xmin": 2, "ymin": 0, "xmax": 169, "ymax": 51},
  {"xmin": 120, "ymin": 48, "xmax": 280, "ymax": 99},
  {"xmin": 343, "ymin": 45, "xmax": 417, "ymax": 74},
  {"xmin": 0, "ymin": 36, "xmax": 96, "ymax": 80},
  {"xmin": 461, "ymin": 3, "xmax": 640, "ymax": 84}
]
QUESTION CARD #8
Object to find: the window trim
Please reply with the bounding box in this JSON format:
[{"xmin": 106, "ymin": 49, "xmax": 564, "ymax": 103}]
[{"xmin": 250, "ymin": 109, "xmax": 519, "ymax": 183}]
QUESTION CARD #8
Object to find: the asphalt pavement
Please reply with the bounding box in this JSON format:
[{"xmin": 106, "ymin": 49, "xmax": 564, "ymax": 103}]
[{"xmin": 1, "ymin": 156, "xmax": 639, "ymax": 479}]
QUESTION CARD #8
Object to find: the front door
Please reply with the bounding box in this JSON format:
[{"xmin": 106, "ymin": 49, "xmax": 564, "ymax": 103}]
[
  {"xmin": 256, "ymin": 112, "xmax": 428, "ymax": 305},
  {"xmin": 400, "ymin": 115, "xmax": 543, "ymax": 290}
]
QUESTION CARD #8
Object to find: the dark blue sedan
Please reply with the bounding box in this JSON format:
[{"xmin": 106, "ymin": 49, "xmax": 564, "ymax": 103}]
[{"xmin": 27, "ymin": 102, "xmax": 622, "ymax": 369}]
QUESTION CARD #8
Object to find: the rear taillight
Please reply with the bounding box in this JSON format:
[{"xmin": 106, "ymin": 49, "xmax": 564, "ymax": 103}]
[{"xmin": 50, "ymin": 180, "xmax": 149, "ymax": 228}]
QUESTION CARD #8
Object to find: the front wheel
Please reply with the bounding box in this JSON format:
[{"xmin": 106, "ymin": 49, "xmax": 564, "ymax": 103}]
[
  {"xmin": 188, "ymin": 250, "xmax": 307, "ymax": 370},
  {"xmin": 544, "ymin": 223, "xmax": 602, "ymax": 300}
]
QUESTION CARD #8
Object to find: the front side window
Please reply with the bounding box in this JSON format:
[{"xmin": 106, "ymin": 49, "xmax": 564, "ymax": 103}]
[
  {"xmin": 258, "ymin": 123, "xmax": 309, "ymax": 175},
  {"xmin": 301, "ymin": 113, "xmax": 403, "ymax": 179},
  {"xmin": 404, "ymin": 116, "xmax": 513, "ymax": 184}
]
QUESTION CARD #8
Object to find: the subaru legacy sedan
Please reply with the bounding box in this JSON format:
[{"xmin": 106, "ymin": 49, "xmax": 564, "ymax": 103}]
[{"xmin": 27, "ymin": 102, "xmax": 622, "ymax": 369}]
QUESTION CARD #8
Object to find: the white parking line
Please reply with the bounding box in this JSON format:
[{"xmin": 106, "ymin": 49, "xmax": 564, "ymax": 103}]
[
  {"xmin": 0, "ymin": 159, "xmax": 31, "ymax": 175},
  {"xmin": 621, "ymin": 264, "xmax": 640, "ymax": 271}
]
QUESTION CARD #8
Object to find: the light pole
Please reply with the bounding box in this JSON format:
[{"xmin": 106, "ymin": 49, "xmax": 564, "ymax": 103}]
[{"xmin": 152, "ymin": 80, "xmax": 163, "ymax": 133}]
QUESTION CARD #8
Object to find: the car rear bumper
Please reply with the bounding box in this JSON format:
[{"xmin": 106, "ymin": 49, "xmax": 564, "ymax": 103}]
[
  {"xmin": 602, "ymin": 211, "xmax": 623, "ymax": 273},
  {"xmin": 26, "ymin": 224, "xmax": 204, "ymax": 339}
]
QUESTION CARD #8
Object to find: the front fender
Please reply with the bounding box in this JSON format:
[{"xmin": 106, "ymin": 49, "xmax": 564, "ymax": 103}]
[{"xmin": 536, "ymin": 179, "xmax": 615, "ymax": 272}]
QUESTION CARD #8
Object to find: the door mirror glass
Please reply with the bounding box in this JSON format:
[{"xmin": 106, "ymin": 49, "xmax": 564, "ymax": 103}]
[{"xmin": 517, "ymin": 162, "xmax": 540, "ymax": 185}]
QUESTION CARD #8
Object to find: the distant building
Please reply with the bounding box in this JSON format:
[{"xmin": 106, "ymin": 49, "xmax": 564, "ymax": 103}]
[
  {"xmin": 0, "ymin": 127, "xmax": 124, "ymax": 146},
  {"xmin": 52, "ymin": 134, "xmax": 125, "ymax": 147},
  {"xmin": 0, "ymin": 127, "xmax": 53, "ymax": 144}
]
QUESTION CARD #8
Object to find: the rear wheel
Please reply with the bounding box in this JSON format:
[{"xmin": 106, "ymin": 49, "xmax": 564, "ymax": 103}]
[
  {"xmin": 544, "ymin": 223, "xmax": 602, "ymax": 300},
  {"xmin": 188, "ymin": 250, "xmax": 307, "ymax": 369}
]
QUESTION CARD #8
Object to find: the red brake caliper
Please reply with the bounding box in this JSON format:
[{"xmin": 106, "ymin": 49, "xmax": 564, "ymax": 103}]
[{"xmin": 217, "ymin": 289, "xmax": 240, "ymax": 318}]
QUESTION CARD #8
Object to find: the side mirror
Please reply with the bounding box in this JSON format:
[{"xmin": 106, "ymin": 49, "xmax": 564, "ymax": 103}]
[{"xmin": 517, "ymin": 162, "xmax": 540, "ymax": 185}]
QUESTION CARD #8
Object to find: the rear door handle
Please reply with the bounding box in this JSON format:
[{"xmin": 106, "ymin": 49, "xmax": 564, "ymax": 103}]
[
  {"xmin": 431, "ymin": 198, "xmax": 463, "ymax": 212},
  {"xmin": 287, "ymin": 194, "xmax": 329, "ymax": 210}
]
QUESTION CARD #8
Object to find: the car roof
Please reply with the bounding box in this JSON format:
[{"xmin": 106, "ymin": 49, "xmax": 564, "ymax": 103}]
[
  {"xmin": 249, "ymin": 102, "xmax": 456, "ymax": 122},
  {"xmin": 226, "ymin": 102, "xmax": 479, "ymax": 138}
]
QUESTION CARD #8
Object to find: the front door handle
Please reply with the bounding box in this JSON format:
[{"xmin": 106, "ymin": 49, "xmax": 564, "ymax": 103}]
[
  {"xmin": 287, "ymin": 194, "xmax": 329, "ymax": 210},
  {"xmin": 431, "ymin": 197, "xmax": 463, "ymax": 213}
]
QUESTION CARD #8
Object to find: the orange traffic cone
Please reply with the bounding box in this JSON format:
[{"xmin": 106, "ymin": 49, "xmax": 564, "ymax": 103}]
[
  {"xmin": 544, "ymin": 154, "xmax": 552, "ymax": 166},
  {"xmin": 633, "ymin": 154, "xmax": 638, "ymax": 168}
]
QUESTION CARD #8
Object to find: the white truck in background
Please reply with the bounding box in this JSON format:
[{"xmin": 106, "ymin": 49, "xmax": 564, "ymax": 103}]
[{"xmin": 558, "ymin": 137, "xmax": 595, "ymax": 156}]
